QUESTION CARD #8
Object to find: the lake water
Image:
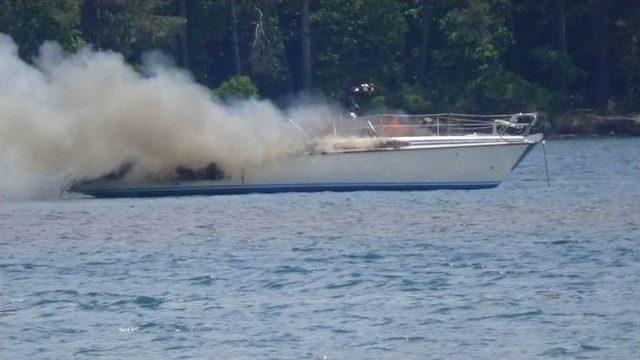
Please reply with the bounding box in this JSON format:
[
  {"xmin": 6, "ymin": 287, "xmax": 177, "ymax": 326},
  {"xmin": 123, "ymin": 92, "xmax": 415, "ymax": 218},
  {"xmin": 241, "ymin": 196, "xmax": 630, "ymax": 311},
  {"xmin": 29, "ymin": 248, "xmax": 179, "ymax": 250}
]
[{"xmin": 1, "ymin": 138, "xmax": 639, "ymax": 359}]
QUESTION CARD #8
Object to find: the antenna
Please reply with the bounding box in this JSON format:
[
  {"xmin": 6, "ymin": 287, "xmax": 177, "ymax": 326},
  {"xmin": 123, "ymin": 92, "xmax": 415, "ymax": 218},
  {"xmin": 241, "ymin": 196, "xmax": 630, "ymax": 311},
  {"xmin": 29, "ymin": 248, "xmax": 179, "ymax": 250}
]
[
  {"xmin": 287, "ymin": 118, "xmax": 312, "ymax": 141},
  {"xmin": 542, "ymin": 140, "xmax": 550, "ymax": 188}
]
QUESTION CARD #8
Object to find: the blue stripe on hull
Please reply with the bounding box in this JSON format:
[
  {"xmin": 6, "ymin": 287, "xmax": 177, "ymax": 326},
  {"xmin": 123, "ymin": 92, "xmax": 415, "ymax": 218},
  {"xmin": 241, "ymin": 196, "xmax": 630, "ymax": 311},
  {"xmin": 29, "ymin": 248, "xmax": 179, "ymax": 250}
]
[{"xmin": 78, "ymin": 181, "xmax": 501, "ymax": 198}]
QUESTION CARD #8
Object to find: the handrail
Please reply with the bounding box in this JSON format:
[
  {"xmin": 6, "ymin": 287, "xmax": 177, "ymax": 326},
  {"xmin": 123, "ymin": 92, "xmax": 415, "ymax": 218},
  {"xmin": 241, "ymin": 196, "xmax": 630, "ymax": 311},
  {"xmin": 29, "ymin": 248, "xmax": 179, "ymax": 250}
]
[
  {"xmin": 358, "ymin": 112, "xmax": 538, "ymax": 119},
  {"xmin": 335, "ymin": 112, "xmax": 537, "ymax": 137}
]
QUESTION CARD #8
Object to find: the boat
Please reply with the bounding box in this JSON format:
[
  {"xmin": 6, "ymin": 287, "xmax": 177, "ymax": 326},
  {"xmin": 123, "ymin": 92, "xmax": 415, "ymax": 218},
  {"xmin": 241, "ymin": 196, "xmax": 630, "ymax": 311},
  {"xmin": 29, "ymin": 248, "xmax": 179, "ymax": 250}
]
[{"xmin": 68, "ymin": 112, "xmax": 543, "ymax": 198}]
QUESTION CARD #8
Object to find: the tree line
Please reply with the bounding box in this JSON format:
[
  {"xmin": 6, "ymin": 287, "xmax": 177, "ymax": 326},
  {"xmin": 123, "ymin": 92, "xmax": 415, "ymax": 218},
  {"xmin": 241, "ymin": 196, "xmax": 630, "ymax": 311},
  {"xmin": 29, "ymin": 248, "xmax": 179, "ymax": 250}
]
[{"xmin": 1, "ymin": 0, "xmax": 638, "ymax": 118}]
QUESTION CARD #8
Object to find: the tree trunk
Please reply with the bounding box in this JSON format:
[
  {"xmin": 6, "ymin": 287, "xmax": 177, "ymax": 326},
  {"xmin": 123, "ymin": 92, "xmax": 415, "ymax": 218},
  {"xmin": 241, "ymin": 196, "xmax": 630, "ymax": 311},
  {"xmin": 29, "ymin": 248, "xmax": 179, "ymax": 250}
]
[
  {"xmin": 276, "ymin": 7, "xmax": 295, "ymax": 93},
  {"xmin": 178, "ymin": 0, "xmax": 189, "ymax": 69},
  {"xmin": 505, "ymin": 1, "xmax": 517, "ymax": 72},
  {"xmin": 0, "ymin": 0, "xmax": 13, "ymax": 27},
  {"xmin": 590, "ymin": 0, "xmax": 610, "ymax": 111},
  {"xmin": 300, "ymin": 0, "xmax": 312, "ymax": 90},
  {"xmin": 553, "ymin": 0, "xmax": 567, "ymax": 108},
  {"xmin": 230, "ymin": 0, "xmax": 242, "ymax": 74},
  {"xmin": 418, "ymin": 0, "xmax": 432, "ymax": 83},
  {"xmin": 555, "ymin": 0, "xmax": 567, "ymax": 55},
  {"xmin": 81, "ymin": 0, "xmax": 99, "ymax": 48}
]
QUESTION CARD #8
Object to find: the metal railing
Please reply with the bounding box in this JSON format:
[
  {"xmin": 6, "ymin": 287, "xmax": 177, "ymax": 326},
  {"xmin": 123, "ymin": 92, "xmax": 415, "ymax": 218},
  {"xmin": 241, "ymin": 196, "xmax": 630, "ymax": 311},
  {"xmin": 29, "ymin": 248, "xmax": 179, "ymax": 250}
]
[{"xmin": 334, "ymin": 113, "xmax": 538, "ymax": 138}]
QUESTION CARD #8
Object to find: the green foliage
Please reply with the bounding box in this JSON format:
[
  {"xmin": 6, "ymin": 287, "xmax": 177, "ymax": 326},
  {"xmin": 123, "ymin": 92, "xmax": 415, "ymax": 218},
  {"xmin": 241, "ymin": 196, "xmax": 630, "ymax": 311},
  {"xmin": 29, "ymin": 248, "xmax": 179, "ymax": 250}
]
[
  {"xmin": 186, "ymin": 1, "xmax": 290, "ymax": 96},
  {"xmin": 399, "ymin": 84, "xmax": 431, "ymax": 114},
  {"xmin": 312, "ymin": 0, "xmax": 407, "ymax": 96},
  {"xmin": 1, "ymin": 0, "xmax": 638, "ymax": 116},
  {"xmin": 434, "ymin": 0, "xmax": 511, "ymax": 79},
  {"xmin": 4, "ymin": 0, "xmax": 84, "ymax": 57},
  {"xmin": 383, "ymin": 83, "xmax": 431, "ymax": 113},
  {"xmin": 66, "ymin": 29, "xmax": 88, "ymax": 52},
  {"xmin": 215, "ymin": 75, "xmax": 259, "ymax": 100},
  {"xmin": 247, "ymin": 4, "xmax": 289, "ymax": 97},
  {"xmin": 184, "ymin": 0, "xmax": 231, "ymax": 86},
  {"xmin": 609, "ymin": 1, "xmax": 640, "ymax": 111},
  {"xmin": 88, "ymin": 0, "xmax": 184, "ymax": 61},
  {"xmin": 529, "ymin": 47, "xmax": 581, "ymax": 90},
  {"xmin": 464, "ymin": 68, "xmax": 555, "ymax": 113},
  {"xmin": 369, "ymin": 95, "xmax": 388, "ymax": 110}
]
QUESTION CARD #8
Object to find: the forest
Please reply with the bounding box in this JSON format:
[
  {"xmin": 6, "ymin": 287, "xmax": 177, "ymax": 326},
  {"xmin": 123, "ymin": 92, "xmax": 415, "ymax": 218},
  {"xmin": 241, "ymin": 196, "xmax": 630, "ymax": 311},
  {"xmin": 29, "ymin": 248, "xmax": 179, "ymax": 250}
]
[{"xmin": 1, "ymin": 0, "xmax": 638, "ymax": 132}]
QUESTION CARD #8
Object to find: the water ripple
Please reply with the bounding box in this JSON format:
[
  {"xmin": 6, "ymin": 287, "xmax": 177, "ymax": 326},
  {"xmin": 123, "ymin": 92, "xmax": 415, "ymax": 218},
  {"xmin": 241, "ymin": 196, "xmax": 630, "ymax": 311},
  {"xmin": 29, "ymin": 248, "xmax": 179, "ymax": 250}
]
[{"xmin": 2, "ymin": 138, "xmax": 639, "ymax": 359}]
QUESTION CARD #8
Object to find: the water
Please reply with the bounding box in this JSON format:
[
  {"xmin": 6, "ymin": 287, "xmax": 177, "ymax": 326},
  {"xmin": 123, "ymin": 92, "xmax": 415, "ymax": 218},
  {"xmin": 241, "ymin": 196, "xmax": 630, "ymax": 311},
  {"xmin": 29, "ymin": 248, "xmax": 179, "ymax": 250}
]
[{"xmin": 1, "ymin": 138, "xmax": 639, "ymax": 359}]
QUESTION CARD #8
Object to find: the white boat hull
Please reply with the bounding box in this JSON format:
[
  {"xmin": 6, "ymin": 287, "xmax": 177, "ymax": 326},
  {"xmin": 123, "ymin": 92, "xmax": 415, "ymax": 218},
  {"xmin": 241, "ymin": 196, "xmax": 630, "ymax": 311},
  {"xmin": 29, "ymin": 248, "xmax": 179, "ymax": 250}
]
[{"xmin": 71, "ymin": 134, "xmax": 542, "ymax": 198}]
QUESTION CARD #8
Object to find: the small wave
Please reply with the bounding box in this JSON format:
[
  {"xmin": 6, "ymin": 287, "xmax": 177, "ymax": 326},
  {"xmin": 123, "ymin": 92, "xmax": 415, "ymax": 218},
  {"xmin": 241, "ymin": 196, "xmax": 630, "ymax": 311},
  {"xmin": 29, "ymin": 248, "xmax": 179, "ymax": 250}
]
[
  {"xmin": 383, "ymin": 336, "xmax": 426, "ymax": 342},
  {"xmin": 33, "ymin": 298, "xmax": 75, "ymax": 307},
  {"xmin": 344, "ymin": 251, "xmax": 384, "ymax": 261},
  {"xmin": 274, "ymin": 265, "xmax": 310, "ymax": 274},
  {"xmin": 133, "ymin": 296, "xmax": 164, "ymax": 309},
  {"xmin": 539, "ymin": 347, "xmax": 573, "ymax": 357},
  {"xmin": 262, "ymin": 280, "xmax": 298, "ymax": 289},
  {"xmin": 580, "ymin": 343, "xmax": 602, "ymax": 352},
  {"xmin": 325, "ymin": 279, "xmax": 363, "ymax": 289},
  {"xmin": 433, "ymin": 305, "xmax": 475, "ymax": 314},
  {"xmin": 187, "ymin": 275, "xmax": 218, "ymax": 286},
  {"xmin": 467, "ymin": 309, "xmax": 543, "ymax": 321},
  {"xmin": 261, "ymin": 303, "xmax": 289, "ymax": 313},
  {"xmin": 32, "ymin": 289, "xmax": 80, "ymax": 297}
]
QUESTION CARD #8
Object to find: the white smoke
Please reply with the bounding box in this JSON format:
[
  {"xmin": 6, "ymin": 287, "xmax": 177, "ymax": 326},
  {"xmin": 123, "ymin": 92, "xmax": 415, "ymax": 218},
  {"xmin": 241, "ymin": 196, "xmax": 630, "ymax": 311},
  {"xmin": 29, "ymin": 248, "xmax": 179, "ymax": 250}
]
[{"xmin": 0, "ymin": 35, "xmax": 337, "ymax": 199}]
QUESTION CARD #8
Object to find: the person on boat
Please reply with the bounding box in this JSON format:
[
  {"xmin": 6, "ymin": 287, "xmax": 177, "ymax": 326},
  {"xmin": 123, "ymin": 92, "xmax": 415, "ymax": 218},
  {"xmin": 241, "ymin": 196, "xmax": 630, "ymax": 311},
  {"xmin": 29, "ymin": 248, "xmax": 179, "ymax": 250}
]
[{"xmin": 344, "ymin": 82, "xmax": 375, "ymax": 117}]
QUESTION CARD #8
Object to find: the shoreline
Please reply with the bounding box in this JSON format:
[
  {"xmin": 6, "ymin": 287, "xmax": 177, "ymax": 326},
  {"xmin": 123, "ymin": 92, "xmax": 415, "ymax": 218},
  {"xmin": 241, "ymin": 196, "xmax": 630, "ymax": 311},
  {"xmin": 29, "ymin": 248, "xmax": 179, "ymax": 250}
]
[
  {"xmin": 545, "ymin": 133, "xmax": 640, "ymax": 140},
  {"xmin": 542, "ymin": 111, "xmax": 640, "ymax": 137}
]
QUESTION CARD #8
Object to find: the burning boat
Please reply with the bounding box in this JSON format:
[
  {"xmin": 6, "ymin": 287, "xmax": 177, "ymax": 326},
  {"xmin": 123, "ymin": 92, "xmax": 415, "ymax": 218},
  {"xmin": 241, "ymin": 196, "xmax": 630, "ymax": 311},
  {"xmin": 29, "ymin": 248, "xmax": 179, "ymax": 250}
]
[{"xmin": 68, "ymin": 112, "xmax": 543, "ymax": 198}]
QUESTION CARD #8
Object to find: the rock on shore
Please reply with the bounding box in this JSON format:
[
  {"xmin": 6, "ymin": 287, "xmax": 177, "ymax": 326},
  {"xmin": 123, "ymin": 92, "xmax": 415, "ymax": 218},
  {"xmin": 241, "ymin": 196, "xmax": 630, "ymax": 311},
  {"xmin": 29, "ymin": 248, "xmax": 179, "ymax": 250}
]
[{"xmin": 551, "ymin": 111, "xmax": 640, "ymax": 136}]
